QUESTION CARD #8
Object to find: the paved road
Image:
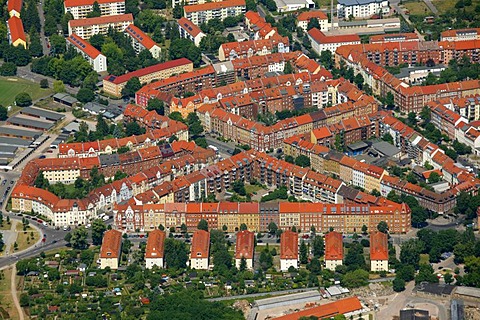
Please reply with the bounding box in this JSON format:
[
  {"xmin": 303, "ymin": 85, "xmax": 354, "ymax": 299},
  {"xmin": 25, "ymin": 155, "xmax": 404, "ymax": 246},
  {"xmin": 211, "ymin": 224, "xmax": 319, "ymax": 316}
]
[
  {"xmin": 16, "ymin": 66, "xmax": 79, "ymax": 95},
  {"xmin": 37, "ymin": 0, "xmax": 49, "ymax": 55},
  {"xmin": 423, "ymin": 0, "xmax": 438, "ymax": 15},
  {"xmin": 205, "ymin": 135, "xmax": 236, "ymax": 158}
]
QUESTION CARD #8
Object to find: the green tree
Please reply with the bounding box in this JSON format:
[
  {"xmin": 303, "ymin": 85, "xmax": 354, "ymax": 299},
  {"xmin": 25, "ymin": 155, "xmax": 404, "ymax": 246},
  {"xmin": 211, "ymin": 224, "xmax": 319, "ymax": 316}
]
[
  {"xmin": 53, "ymin": 80, "xmax": 66, "ymax": 93},
  {"xmin": 415, "ymin": 263, "xmax": 438, "ymax": 284},
  {"xmin": 319, "ymin": 50, "xmax": 333, "ymax": 69},
  {"xmin": 299, "ymin": 240, "xmax": 308, "ymax": 264},
  {"xmin": 0, "ymin": 62, "xmax": 17, "ymax": 76},
  {"xmin": 400, "ymin": 239, "xmax": 424, "ymax": 270},
  {"xmin": 87, "ymin": 1, "xmax": 101, "ymax": 17},
  {"xmin": 232, "ymin": 180, "xmax": 246, "ymax": 196},
  {"xmin": 76, "ymin": 88, "xmax": 95, "ymax": 103},
  {"xmin": 28, "ymin": 29, "xmax": 43, "ymax": 57},
  {"xmin": 69, "ymin": 226, "xmax": 89, "ymax": 249},
  {"xmin": 239, "ymin": 257, "xmax": 247, "ymax": 271},
  {"xmin": 39, "ymin": 79, "xmax": 48, "ymax": 88},
  {"xmin": 197, "ymin": 219, "xmax": 208, "ymax": 231},
  {"xmin": 341, "ymin": 269, "xmax": 369, "ymax": 288},
  {"xmin": 91, "ymin": 219, "xmax": 107, "ymax": 245},
  {"xmin": 121, "ymin": 77, "xmax": 142, "ymax": 98},
  {"xmin": 125, "ymin": 120, "xmax": 145, "ymax": 136},
  {"xmin": 361, "ymin": 224, "xmax": 368, "ymax": 235},
  {"xmin": 284, "ymin": 61, "xmax": 294, "ymax": 74},
  {"xmin": 444, "ymin": 272, "xmax": 454, "ymax": 284},
  {"xmin": 393, "ymin": 277, "xmax": 405, "ymax": 292},
  {"xmin": 284, "ymin": 155, "xmax": 294, "ymax": 163},
  {"xmin": 295, "ymin": 155, "xmax": 311, "ymax": 168},
  {"xmin": 354, "ymin": 73, "xmax": 364, "ymax": 89},
  {"xmin": 239, "ymin": 223, "xmax": 248, "ymax": 231},
  {"xmin": 268, "ymin": 222, "xmax": 278, "ymax": 235},
  {"xmin": 187, "ymin": 112, "xmax": 204, "ymax": 137},
  {"xmin": 259, "ymin": 248, "xmax": 273, "ymax": 271},
  {"xmin": 428, "ymin": 171, "xmax": 441, "ymax": 184},
  {"xmin": 15, "ymin": 92, "xmax": 32, "ymax": 107},
  {"xmin": 312, "ymin": 236, "xmax": 324, "ymax": 257},
  {"xmin": 147, "ymin": 98, "xmax": 164, "ymax": 115},
  {"xmin": 307, "ymin": 18, "xmax": 320, "ymax": 30},
  {"xmin": 377, "ymin": 221, "xmax": 388, "ymax": 233},
  {"xmin": 168, "ymin": 111, "xmax": 184, "ymax": 123}
]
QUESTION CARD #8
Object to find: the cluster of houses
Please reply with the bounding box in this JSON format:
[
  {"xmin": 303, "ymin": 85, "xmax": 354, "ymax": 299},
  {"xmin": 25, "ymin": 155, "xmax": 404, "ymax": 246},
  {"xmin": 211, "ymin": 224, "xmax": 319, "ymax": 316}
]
[{"xmin": 99, "ymin": 229, "xmax": 389, "ymax": 273}]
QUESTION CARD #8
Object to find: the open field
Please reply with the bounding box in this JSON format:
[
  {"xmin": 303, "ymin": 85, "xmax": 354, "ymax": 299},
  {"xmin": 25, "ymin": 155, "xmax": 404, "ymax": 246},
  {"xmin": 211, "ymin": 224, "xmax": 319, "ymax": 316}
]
[
  {"xmin": 0, "ymin": 77, "xmax": 53, "ymax": 108},
  {"xmin": 315, "ymin": 0, "xmax": 337, "ymax": 8},
  {"xmin": 404, "ymin": 1, "xmax": 432, "ymax": 15},
  {"xmin": 0, "ymin": 268, "xmax": 20, "ymax": 320},
  {"xmin": 14, "ymin": 223, "xmax": 40, "ymax": 252},
  {"xmin": 432, "ymin": 0, "xmax": 480, "ymax": 14}
]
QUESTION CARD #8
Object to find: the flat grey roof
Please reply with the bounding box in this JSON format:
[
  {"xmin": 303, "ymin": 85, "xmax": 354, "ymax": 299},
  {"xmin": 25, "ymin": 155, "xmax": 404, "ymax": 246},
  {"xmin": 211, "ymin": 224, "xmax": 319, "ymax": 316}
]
[
  {"xmin": 0, "ymin": 145, "xmax": 18, "ymax": 154},
  {"xmin": 213, "ymin": 61, "xmax": 234, "ymax": 74},
  {"xmin": 7, "ymin": 116, "xmax": 54, "ymax": 130},
  {"xmin": 255, "ymin": 291, "xmax": 321, "ymax": 307},
  {"xmin": 0, "ymin": 136, "xmax": 31, "ymax": 147},
  {"xmin": 0, "ymin": 126, "xmax": 41, "ymax": 139},
  {"xmin": 339, "ymin": 0, "xmax": 383, "ymax": 4},
  {"xmin": 454, "ymin": 286, "xmax": 480, "ymax": 298},
  {"xmin": 99, "ymin": 154, "xmax": 120, "ymax": 166},
  {"xmin": 348, "ymin": 141, "xmax": 369, "ymax": 151},
  {"xmin": 21, "ymin": 107, "xmax": 65, "ymax": 121},
  {"xmin": 83, "ymin": 102, "xmax": 105, "ymax": 114},
  {"xmin": 372, "ymin": 141, "xmax": 401, "ymax": 157}
]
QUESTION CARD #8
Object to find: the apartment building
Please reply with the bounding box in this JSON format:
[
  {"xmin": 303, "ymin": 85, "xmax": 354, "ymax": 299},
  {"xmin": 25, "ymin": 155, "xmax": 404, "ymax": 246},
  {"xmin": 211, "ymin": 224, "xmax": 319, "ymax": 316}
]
[
  {"xmin": 308, "ymin": 28, "xmax": 360, "ymax": 54},
  {"xmin": 67, "ymin": 33, "xmax": 107, "ymax": 72},
  {"xmin": 7, "ymin": 16, "xmax": 26, "ymax": 48},
  {"xmin": 296, "ymin": 11, "xmax": 329, "ymax": 32},
  {"xmin": 190, "ymin": 230, "xmax": 210, "ymax": 269},
  {"xmin": 145, "ymin": 229, "xmax": 166, "ymax": 269},
  {"xmin": 325, "ymin": 231, "xmax": 343, "ymax": 271},
  {"xmin": 369, "ymin": 33, "xmax": 419, "ymax": 43},
  {"xmin": 235, "ymin": 230, "xmax": 255, "ymax": 270},
  {"xmin": 7, "ymin": 0, "xmax": 22, "ymax": 17},
  {"xmin": 124, "ymin": 24, "xmax": 161, "ymax": 59},
  {"xmin": 428, "ymin": 101, "xmax": 467, "ymax": 140},
  {"xmin": 100, "ymin": 229, "xmax": 123, "ymax": 269},
  {"xmin": 64, "ymin": 0, "xmax": 125, "ymax": 19},
  {"xmin": 172, "ymin": 0, "xmax": 223, "ymax": 8},
  {"xmin": 337, "ymin": 0, "xmax": 390, "ymax": 19},
  {"xmin": 183, "ymin": 0, "xmax": 246, "ymax": 25},
  {"xmin": 280, "ymin": 230, "xmax": 298, "ymax": 271},
  {"xmin": 219, "ymin": 38, "xmax": 290, "ymax": 61},
  {"xmin": 177, "ymin": 17, "xmax": 206, "ymax": 47},
  {"xmin": 441, "ymin": 28, "xmax": 480, "ymax": 41},
  {"xmin": 68, "ymin": 13, "xmax": 133, "ymax": 39},
  {"xmin": 103, "ymin": 58, "xmax": 193, "ymax": 97},
  {"xmin": 370, "ymin": 231, "xmax": 388, "ymax": 272}
]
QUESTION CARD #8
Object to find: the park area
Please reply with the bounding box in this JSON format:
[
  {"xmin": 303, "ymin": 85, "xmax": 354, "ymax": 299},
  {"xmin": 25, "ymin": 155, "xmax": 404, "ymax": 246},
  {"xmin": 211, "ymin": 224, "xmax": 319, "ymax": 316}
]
[
  {"xmin": 403, "ymin": 0, "xmax": 432, "ymax": 15},
  {"xmin": 0, "ymin": 77, "xmax": 53, "ymax": 108},
  {"xmin": 432, "ymin": 0, "xmax": 480, "ymax": 14}
]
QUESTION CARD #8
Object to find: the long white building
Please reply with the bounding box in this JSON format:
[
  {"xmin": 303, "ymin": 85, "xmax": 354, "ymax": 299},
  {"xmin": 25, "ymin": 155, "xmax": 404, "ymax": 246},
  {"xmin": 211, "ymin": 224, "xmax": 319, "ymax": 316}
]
[
  {"xmin": 64, "ymin": 0, "xmax": 125, "ymax": 20},
  {"xmin": 68, "ymin": 13, "xmax": 133, "ymax": 39},
  {"xmin": 67, "ymin": 33, "xmax": 108, "ymax": 72},
  {"xmin": 184, "ymin": 0, "xmax": 246, "ymax": 25},
  {"xmin": 337, "ymin": 0, "xmax": 389, "ymax": 19}
]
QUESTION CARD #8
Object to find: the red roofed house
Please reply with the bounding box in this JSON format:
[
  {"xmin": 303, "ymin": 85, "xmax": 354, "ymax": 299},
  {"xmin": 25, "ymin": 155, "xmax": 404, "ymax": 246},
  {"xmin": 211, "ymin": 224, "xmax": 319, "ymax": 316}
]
[
  {"xmin": 124, "ymin": 24, "xmax": 162, "ymax": 59},
  {"xmin": 296, "ymin": 11, "xmax": 328, "ymax": 32},
  {"xmin": 67, "ymin": 33, "xmax": 107, "ymax": 72},
  {"xmin": 8, "ymin": 0, "xmax": 22, "ymax": 17},
  {"xmin": 7, "ymin": 16, "xmax": 26, "ymax": 48},
  {"xmin": 64, "ymin": 0, "xmax": 126, "ymax": 19},
  {"xmin": 325, "ymin": 231, "xmax": 343, "ymax": 271},
  {"xmin": 370, "ymin": 231, "xmax": 388, "ymax": 272},
  {"xmin": 190, "ymin": 230, "xmax": 210, "ymax": 269},
  {"xmin": 280, "ymin": 230, "xmax": 298, "ymax": 271},
  {"xmin": 68, "ymin": 13, "xmax": 133, "ymax": 39},
  {"xmin": 145, "ymin": 229, "xmax": 166, "ymax": 269},
  {"xmin": 100, "ymin": 229, "xmax": 123, "ymax": 269},
  {"xmin": 273, "ymin": 296, "xmax": 365, "ymax": 320},
  {"xmin": 308, "ymin": 28, "xmax": 360, "ymax": 54},
  {"xmin": 235, "ymin": 230, "xmax": 255, "ymax": 270},
  {"xmin": 103, "ymin": 58, "xmax": 193, "ymax": 97},
  {"xmin": 178, "ymin": 17, "xmax": 206, "ymax": 47}
]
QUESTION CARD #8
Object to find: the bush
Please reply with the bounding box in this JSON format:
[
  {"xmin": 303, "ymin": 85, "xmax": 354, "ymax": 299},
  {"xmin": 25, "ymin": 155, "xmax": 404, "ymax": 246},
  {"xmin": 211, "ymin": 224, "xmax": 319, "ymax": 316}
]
[
  {"xmin": 15, "ymin": 92, "xmax": 32, "ymax": 107},
  {"xmin": 40, "ymin": 79, "xmax": 49, "ymax": 88},
  {"xmin": 0, "ymin": 62, "xmax": 17, "ymax": 76}
]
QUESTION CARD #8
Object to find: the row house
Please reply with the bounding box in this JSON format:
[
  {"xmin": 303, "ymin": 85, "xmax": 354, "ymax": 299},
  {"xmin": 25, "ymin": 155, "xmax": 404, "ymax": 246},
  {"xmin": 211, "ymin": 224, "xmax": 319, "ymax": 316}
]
[
  {"xmin": 113, "ymin": 201, "xmax": 412, "ymax": 234},
  {"xmin": 67, "ymin": 13, "xmax": 133, "ymax": 39},
  {"xmin": 184, "ymin": 0, "xmax": 246, "ymax": 25},
  {"xmin": 441, "ymin": 95, "xmax": 480, "ymax": 122},
  {"xmin": 103, "ymin": 58, "xmax": 193, "ymax": 98},
  {"xmin": 441, "ymin": 28, "xmax": 480, "ymax": 42},
  {"xmin": 427, "ymin": 100, "xmax": 467, "ymax": 140},
  {"xmin": 219, "ymin": 38, "xmax": 290, "ymax": 61},
  {"xmin": 64, "ymin": 0, "xmax": 125, "ymax": 19},
  {"xmin": 369, "ymin": 33, "xmax": 419, "ymax": 44}
]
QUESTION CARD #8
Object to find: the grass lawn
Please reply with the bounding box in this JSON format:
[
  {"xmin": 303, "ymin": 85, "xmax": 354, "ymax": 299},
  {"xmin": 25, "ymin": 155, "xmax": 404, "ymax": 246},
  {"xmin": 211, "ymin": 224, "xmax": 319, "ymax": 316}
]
[
  {"xmin": 432, "ymin": 0, "xmax": 480, "ymax": 14},
  {"xmin": 0, "ymin": 268, "xmax": 20, "ymax": 320},
  {"xmin": 315, "ymin": 0, "xmax": 337, "ymax": 8},
  {"xmin": 404, "ymin": 1, "xmax": 432, "ymax": 15},
  {"xmin": 245, "ymin": 184, "xmax": 265, "ymax": 195},
  {"xmin": 0, "ymin": 223, "xmax": 12, "ymax": 230},
  {"xmin": 14, "ymin": 223, "xmax": 41, "ymax": 252},
  {"xmin": 420, "ymin": 253, "xmax": 430, "ymax": 265},
  {"xmin": 0, "ymin": 76, "xmax": 53, "ymax": 108}
]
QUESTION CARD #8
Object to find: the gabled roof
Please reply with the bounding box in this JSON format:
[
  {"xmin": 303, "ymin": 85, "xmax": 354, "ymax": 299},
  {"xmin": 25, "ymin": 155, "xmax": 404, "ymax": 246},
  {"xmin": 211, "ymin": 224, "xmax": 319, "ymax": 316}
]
[
  {"xmin": 296, "ymin": 11, "xmax": 328, "ymax": 21},
  {"xmin": 191, "ymin": 230, "xmax": 210, "ymax": 259},
  {"xmin": 370, "ymin": 231, "xmax": 388, "ymax": 261},
  {"xmin": 7, "ymin": 16, "xmax": 26, "ymax": 42},
  {"xmin": 100, "ymin": 229, "xmax": 123, "ymax": 259},
  {"xmin": 64, "ymin": 0, "xmax": 124, "ymax": 8},
  {"xmin": 308, "ymin": 28, "xmax": 360, "ymax": 44},
  {"xmin": 235, "ymin": 230, "xmax": 255, "ymax": 259},
  {"xmin": 8, "ymin": 0, "xmax": 22, "ymax": 13},
  {"xmin": 184, "ymin": 0, "xmax": 245, "ymax": 13},
  {"xmin": 68, "ymin": 13, "xmax": 133, "ymax": 28},
  {"xmin": 280, "ymin": 230, "xmax": 298, "ymax": 260},
  {"xmin": 67, "ymin": 33, "xmax": 102, "ymax": 59},
  {"xmin": 178, "ymin": 17, "xmax": 203, "ymax": 38},
  {"xmin": 325, "ymin": 231, "xmax": 343, "ymax": 260},
  {"xmin": 145, "ymin": 229, "xmax": 166, "ymax": 259},
  {"xmin": 125, "ymin": 24, "xmax": 158, "ymax": 50}
]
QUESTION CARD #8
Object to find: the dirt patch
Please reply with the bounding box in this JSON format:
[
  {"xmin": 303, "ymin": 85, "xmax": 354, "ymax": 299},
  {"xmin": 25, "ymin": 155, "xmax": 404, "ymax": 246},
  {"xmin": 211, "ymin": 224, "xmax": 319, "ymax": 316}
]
[{"xmin": 233, "ymin": 300, "xmax": 251, "ymax": 318}]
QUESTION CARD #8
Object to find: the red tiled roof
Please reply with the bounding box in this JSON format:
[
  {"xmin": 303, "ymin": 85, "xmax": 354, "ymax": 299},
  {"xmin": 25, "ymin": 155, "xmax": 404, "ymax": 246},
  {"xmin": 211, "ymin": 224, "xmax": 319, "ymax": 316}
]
[
  {"xmin": 273, "ymin": 296, "xmax": 363, "ymax": 320},
  {"xmin": 296, "ymin": 11, "xmax": 328, "ymax": 21},
  {"xmin": 67, "ymin": 33, "xmax": 102, "ymax": 59},
  {"xmin": 184, "ymin": 0, "xmax": 245, "ymax": 13},
  {"xmin": 104, "ymin": 58, "xmax": 192, "ymax": 85},
  {"xmin": 178, "ymin": 17, "xmax": 203, "ymax": 37},
  {"xmin": 370, "ymin": 231, "xmax": 388, "ymax": 261},
  {"xmin": 8, "ymin": 0, "xmax": 22, "ymax": 13},
  {"xmin": 308, "ymin": 28, "xmax": 360, "ymax": 44},
  {"xmin": 369, "ymin": 33, "xmax": 419, "ymax": 43},
  {"xmin": 191, "ymin": 230, "xmax": 210, "ymax": 259},
  {"xmin": 7, "ymin": 16, "xmax": 26, "ymax": 42},
  {"xmin": 68, "ymin": 13, "xmax": 133, "ymax": 28},
  {"xmin": 145, "ymin": 229, "xmax": 166, "ymax": 259},
  {"xmin": 65, "ymin": 0, "xmax": 124, "ymax": 8},
  {"xmin": 100, "ymin": 229, "xmax": 123, "ymax": 259},
  {"xmin": 280, "ymin": 230, "xmax": 298, "ymax": 260},
  {"xmin": 235, "ymin": 230, "xmax": 254, "ymax": 259},
  {"xmin": 125, "ymin": 24, "xmax": 157, "ymax": 50},
  {"xmin": 325, "ymin": 231, "xmax": 343, "ymax": 260}
]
